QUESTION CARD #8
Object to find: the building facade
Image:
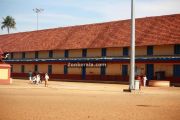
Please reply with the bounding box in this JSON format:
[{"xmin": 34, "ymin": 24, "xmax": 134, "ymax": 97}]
[{"xmin": 0, "ymin": 14, "xmax": 180, "ymax": 83}]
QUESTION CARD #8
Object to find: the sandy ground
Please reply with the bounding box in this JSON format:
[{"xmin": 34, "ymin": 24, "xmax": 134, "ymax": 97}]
[{"xmin": 0, "ymin": 79, "xmax": 180, "ymax": 120}]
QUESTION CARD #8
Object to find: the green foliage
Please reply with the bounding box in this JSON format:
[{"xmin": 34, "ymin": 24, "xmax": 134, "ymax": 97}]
[{"xmin": 1, "ymin": 16, "xmax": 16, "ymax": 34}]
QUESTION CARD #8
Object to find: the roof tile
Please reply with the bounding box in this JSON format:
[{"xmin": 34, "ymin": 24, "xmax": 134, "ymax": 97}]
[{"xmin": 0, "ymin": 14, "xmax": 180, "ymax": 52}]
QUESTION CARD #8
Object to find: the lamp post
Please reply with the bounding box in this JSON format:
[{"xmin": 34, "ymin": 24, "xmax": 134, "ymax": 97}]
[
  {"xmin": 129, "ymin": 0, "xmax": 135, "ymax": 90},
  {"xmin": 33, "ymin": 8, "xmax": 44, "ymax": 30}
]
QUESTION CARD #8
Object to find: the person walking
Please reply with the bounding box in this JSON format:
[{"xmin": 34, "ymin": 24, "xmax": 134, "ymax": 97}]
[
  {"xmin": 45, "ymin": 73, "xmax": 49, "ymax": 87},
  {"xmin": 136, "ymin": 75, "xmax": 142, "ymax": 90},
  {"xmin": 28, "ymin": 71, "xmax": 33, "ymax": 83},
  {"xmin": 36, "ymin": 74, "xmax": 40, "ymax": 85},
  {"xmin": 143, "ymin": 75, "xmax": 148, "ymax": 87}
]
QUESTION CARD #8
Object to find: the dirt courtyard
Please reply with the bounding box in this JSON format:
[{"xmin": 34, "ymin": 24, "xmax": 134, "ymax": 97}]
[{"xmin": 0, "ymin": 79, "xmax": 180, "ymax": 120}]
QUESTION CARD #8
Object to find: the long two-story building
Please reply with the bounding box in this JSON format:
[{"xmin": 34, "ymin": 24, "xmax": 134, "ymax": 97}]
[{"xmin": 0, "ymin": 14, "xmax": 180, "ymax": 83}]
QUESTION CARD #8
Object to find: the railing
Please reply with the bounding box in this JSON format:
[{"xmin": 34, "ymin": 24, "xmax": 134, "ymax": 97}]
[{"xmin": 3, "ymin": 56, "xmax": 180, "ymax": 63}]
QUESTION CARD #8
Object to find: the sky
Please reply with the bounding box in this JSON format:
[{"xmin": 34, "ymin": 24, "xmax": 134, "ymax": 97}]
[{"xmin": 0, "ymin": 0, "xmax": 180, "ymax": 34}]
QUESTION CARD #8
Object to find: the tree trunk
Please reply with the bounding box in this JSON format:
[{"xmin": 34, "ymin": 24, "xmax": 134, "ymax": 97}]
[{"xmin": 7, "ymin": 27, "xmax": 9, "ymax": 34}]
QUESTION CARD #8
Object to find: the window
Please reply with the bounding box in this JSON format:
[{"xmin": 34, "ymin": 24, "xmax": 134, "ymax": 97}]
[
  {"xmin": 102, "ymin": 48, "xmax": 106, "ymax": 57},
  {"xmin": 174, "ymin": 44, "xmax": 180, "ymax": 55},
  {"xmin": 11, "ymin": 65, "xmax": 13, "ymax": 73},
  {"xmin": 122, "ymin": 65, "xmax": 128, "ymax": 76},
  {"xmin": 101, "ymin": 66, "xmax": 106, "ymax": 75},
  {"xmin": 123, "ymin": 47, "xmax": 128, "ymax": 56},
  {"xmin": 147, "ymin": 46, "xmax": 153, "ymax": 56},
  {"xmin": 146, "ymin": 64, "xmax": 154, "ymax": 80},
  {"xmin": 22, "ymin": 52, "xmax": 25, "ymax": 59},
  {"xmin": 49, "ymin": 50, "xmax": 53, "ymax": 58},
  {"xmin": 64, "ymin": 65, "xmax": 68, "ymax": 74},
  {"xmin": 48, "ymin": 65, "xmax": 52, "ymax": 74},
  {"xmin": 35, "ymin": 51, "xmax": 39, "ymax": 59},
  {"xmin": 173, "ymin": 65, "xmax": 180, "ymax": 77},
  {"xmin": 21, "ymin": 65, "xmax": 25, "ymax": 73},
  {"xmin": 34, "ymin": 65, "xmax": 38, "ymax": 72},
  {"xmin": 64, "ymin": 50, "xmax": 69, "ymax": 58},
  {"xmin": 11, "ymin": 53, "xmax": 14, "ymax": 59},
  {"xmin": 82, "ymin": 49, "xmax": 87, "ymax": 57},
  {"xmin": 82, "ymin": 66, "xmax": 86, "ymax": 79}
]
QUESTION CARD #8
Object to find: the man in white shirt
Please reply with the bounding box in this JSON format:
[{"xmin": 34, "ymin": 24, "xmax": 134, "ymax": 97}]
[
  {"xmin": 36, "ymin": 74, "xmax": 40, "ymax": 85},
  {"xmin": 45, "ymin": 73, "xmax": 49, "ymax": 87},
  {"xmin": 143, "ymin": 75, "xmax": 148, "ymax": 87}
]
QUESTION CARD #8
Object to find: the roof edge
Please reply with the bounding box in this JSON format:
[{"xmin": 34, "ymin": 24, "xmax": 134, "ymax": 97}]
[{"xmin": 0, "ymin": 13, "xmax": 179, "ymax": 37}]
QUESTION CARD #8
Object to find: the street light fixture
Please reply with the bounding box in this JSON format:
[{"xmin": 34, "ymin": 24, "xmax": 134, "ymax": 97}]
[{"xmin": 33, "ymin": 8, "xmax": 44, "ymax": 30}]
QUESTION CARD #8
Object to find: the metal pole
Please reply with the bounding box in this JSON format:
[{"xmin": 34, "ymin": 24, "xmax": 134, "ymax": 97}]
[
  {"xmin": 37, "ymin": 12, "xmax": 38, "ymax": 30},
  {"xmin": 33, "ymin": 8, "xmax": 44, "ymax": 31},
  {"xmin": 129, "ymin": 0, "xmax": 135, "ymax": 90}
]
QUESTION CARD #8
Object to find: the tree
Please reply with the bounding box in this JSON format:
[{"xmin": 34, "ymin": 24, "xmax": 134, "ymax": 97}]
[{"xmin": 1, "ymin": 16, "xmax": 16, "ymax": 34}]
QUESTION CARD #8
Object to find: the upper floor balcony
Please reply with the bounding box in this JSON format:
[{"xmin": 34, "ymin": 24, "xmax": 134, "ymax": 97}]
[{"xmin": 3, "ymin": 44, "xmax": 180, "ymax": 63}]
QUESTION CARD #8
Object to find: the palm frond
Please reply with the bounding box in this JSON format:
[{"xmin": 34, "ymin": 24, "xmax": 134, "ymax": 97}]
[{"xmin": 1, "ymin": 16, "xmax": 16, "ymax": 33}]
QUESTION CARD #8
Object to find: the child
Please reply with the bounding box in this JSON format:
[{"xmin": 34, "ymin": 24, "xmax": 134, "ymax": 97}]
[{"xmin": 45, "ymin": 73, "xmax": 49, "ymax": 87}]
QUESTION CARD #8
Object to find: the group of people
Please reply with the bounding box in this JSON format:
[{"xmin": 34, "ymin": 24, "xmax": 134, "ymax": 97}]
[
  {"xmin": 28, "ymin": 71, "xmax": 49, "ymax": 87},
  {"xmin": 136, "ymin": 75, "xmax": 148, "ymax": 89}
]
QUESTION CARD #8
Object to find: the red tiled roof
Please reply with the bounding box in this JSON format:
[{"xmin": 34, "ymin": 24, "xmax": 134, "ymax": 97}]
[{"xmin": 0, "ymin": 14, "xmax": 180, "ymax": 52}]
